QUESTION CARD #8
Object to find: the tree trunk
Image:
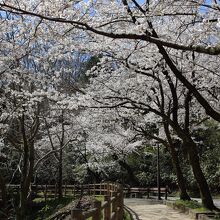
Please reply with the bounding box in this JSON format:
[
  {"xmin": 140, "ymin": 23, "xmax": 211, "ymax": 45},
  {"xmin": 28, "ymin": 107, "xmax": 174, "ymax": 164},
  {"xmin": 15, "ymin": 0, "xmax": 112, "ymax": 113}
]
[
  {"xmin": 150, "ymin": 107, "xmax": 217, "ymax": 209},
  {"xmin": 169, "ymin": 123, "xmax": 216, "ymax": 209},
  {"xmin": 58, "ymin": 145, "xmax": 63, "ymax": 199},
  {"xmin": 169, "ymin": 146, "xmax": 190, "ymax": 200},
  {"xmin": 163, "ymin": 120, "xmax": 190, "ymax": 200},
  {"xmin": 185, "ymin": 141, "xmax": 217, "ymax": 210},
  {"xmin": 0, "ymin": 174, "xmax": 7, "ymax": 213},
  {"xmin": 17, "ymin": 116, "xmax": 35, "ymax": 220},
  {"xmin": 17, "ymin": 142, "xmax": 35, "ymax": 220},
  {"xmin": 156, "ymin": 111, "xmax": 217, "ymax": 209},
  {"xmin": 58, "ymin": 111, "xmax": 65, "ymax": 199},
  {"xmin": 17, "ymin": 186, "xmax": 28, "ymax": 220}
]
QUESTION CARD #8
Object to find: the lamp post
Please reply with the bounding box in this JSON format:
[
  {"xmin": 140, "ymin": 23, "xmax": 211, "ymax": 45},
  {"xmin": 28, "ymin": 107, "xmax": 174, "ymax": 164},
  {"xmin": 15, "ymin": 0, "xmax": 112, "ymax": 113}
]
[{"xmin": 157, "ymin": 143, "xmax": 162, "ymax": 200}]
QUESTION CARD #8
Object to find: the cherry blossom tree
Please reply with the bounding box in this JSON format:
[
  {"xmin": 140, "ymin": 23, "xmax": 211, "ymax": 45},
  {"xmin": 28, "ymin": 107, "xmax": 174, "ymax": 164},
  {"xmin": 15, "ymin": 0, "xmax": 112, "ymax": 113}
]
[
  {"xmin": 0, "ymin": 0, "xmax": 219, "ymax": 121},
  {"xmin": 80, "ymin": 48, "xmax": 218, "ymax": 209},
  {"xmin": 0, "ymin": 0, "xmax": 220, "ymax": 214},
  {"xmin": 0, "ymin": 12, "xmax": 81, "ymax": 218},
  {"xmin": 71, "ymin": 107, "xmax": 143, "ymax": 184}
]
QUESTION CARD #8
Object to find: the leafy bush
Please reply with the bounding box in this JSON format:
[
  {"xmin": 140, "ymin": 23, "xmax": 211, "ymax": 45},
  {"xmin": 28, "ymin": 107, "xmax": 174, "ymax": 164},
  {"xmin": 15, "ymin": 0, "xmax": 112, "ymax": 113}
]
[{"xmin": 174, "ymin": 199, "xmax": 202, "ymax": 209}]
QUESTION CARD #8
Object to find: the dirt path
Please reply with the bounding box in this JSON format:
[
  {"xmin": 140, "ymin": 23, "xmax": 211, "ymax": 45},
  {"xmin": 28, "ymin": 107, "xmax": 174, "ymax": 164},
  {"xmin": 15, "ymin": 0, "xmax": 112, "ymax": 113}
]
[{"xmin": 124, "ymin": 198, "xmax": 192, "ymax": 220}]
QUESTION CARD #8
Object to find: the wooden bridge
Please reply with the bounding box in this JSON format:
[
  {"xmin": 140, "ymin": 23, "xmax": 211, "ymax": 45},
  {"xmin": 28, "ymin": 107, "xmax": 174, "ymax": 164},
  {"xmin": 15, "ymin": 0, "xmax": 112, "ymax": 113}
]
[
  {"xmin": 0, "ymin": 183, "xmax": 170, "ymax": 220},
  {"xmin": 69, "ymin": 183, "xmax": 124, "ymax": 220}
]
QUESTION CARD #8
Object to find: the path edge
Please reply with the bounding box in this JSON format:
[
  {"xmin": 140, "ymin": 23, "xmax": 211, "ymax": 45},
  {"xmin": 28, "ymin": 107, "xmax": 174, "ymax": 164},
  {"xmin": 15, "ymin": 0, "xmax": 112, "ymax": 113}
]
[{"xmin": 124, "ymin": 205, "xmax": 140, "ymax": 220}]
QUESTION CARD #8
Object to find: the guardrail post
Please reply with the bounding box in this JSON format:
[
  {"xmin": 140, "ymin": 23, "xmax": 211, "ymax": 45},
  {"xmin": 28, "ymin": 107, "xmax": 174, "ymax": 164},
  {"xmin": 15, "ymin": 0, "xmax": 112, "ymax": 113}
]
[
  {"xmin": 72, "ymin": 185, "xmax": 74, "ymax": 196},
  {"xmin": 165, "ymin": 186, "xmax": 168, "ymax": 200},
  {"xmin": 147, "ymin": 187, "xmax": 150, "ymax": 199},
  {"xmin": 64, "ymin": 182, "xmax": 67, "ymax": 196},
  {"xmin": 71, "ymin": 209, "xmax": 84, "ymax": 220},
  {"xmin": 44, "ymin": 184, "xmax": 47, "ymax": 202},
  {"xmin": 55, "ymin": 183, "xmax": 57, "ymax": 199},
  {"xmin": 109, "ymin": 184, "xmax": 112, "ymax": 197},
  {"xmin": 100, "ymin": 183, "xmax": 102, "ymax": 195},
  {"xmin": 107, "ymin": 183, "xmax": 110, "ymax": 196},
  {"xmin": 93, "ymin": 200, "xmax": 102, "ymax": 220},
  {"xmin": 93, "ymin": 184, "xmax": 95, "ymax": 196},
  {"xmin": 87, "ymin": 184, "xmax": 90, "ymax": 193},
  {"xmin": 73, "ymin": 185, "xmax": 75, "ymax": 197},
  {"xmin": 104, "ymin": 195, "xmax": 111, "ymax": 220},
  {"xmin": 80, "ymin": 184, "xmax": 84, "ymax": 197}
]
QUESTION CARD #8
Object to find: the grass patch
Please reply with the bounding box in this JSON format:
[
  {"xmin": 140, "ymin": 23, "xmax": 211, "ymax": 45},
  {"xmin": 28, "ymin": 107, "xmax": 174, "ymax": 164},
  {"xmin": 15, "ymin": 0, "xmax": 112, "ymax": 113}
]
[
  {"xmin": 95, "ymin": 195, "xmax": 104, "ymax": 202},
  {"xmin": 174, "ymin": 199, "xmax": 203, "ymax": 210},
  {"xmin": 27, "ymin": 196, "xmax": 74, "ymax": 220},
  {"xmin": 29, "ymin": 195, "xmax": 118, "ymax": 220},
  {"xmin": 193, "ymin": 207, "xmax": 208, "ymax": 212}
]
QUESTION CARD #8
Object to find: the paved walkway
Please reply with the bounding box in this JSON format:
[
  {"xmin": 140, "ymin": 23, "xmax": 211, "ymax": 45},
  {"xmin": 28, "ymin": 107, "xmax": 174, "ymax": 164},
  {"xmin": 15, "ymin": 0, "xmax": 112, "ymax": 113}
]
[{"xmin": 124, "ymin": 198, "xmax": 192, "ymax": 220}]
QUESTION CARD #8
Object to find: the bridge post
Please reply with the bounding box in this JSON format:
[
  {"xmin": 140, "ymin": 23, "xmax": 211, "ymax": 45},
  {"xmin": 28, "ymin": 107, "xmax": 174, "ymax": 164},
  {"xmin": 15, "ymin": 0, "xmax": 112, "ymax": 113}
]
[
  {"xmin": 118, "ymin": 185, "xmax": 124, "ymax": 220},
  {"xmin": 112, "ymin": 197, "xmax": 117, "ymax": 220},
  {"xmin": 93, "ymin": 200, "xmax": 102, "ymax": 220},
  {"xmin": 104, "ymin": 195, "xmax": 111, "ymax": 220}
]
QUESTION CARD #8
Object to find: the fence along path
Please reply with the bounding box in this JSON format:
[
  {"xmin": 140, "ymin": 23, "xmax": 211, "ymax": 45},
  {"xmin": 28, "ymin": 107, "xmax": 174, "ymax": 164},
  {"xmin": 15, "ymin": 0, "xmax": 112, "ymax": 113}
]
[
  {"xmin": 0, "ymin": 183, "xmax": 124, "ymax": 220},
  {"xmin": 68, "ymin": 183, "xmax": 124, "ymax": 220},
  {"xmin": 1, "ymin": 184, "xmax": 173, "ymax": 220}
]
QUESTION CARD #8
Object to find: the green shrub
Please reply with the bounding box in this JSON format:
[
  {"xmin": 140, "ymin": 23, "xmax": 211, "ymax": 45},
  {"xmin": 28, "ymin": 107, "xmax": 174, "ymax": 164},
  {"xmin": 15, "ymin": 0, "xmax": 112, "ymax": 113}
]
[
  {"xmin": 174, "ymin": 199, "xmax": 202, "ymax": 209},
  {"xmin": 123, "ymin": 210, "xmax": 132, "ymax": 220}
]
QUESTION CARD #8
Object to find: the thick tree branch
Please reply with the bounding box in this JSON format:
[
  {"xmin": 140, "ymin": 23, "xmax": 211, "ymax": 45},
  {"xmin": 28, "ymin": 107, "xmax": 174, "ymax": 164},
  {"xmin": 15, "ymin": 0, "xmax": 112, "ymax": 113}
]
[{"xmin": 1, "ymin": 3, "xmax": 220, "ymax": 55}]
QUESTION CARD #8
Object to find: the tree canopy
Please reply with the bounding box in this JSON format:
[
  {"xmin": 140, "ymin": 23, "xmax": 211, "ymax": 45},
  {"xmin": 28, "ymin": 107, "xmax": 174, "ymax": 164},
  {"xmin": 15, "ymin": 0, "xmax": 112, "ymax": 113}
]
[{"xmin": 0, "ymin": 0, "xmax": 220, "ymax": 218}]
